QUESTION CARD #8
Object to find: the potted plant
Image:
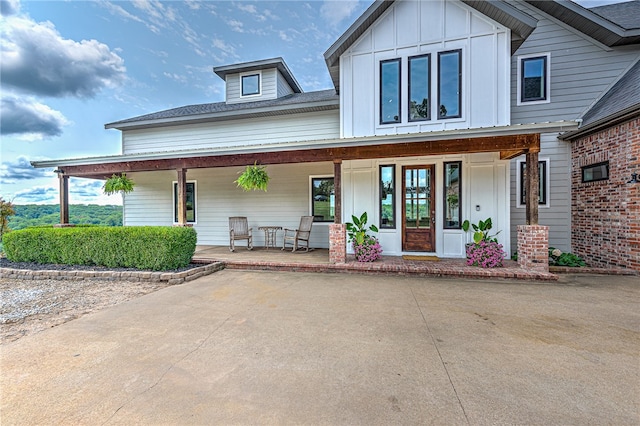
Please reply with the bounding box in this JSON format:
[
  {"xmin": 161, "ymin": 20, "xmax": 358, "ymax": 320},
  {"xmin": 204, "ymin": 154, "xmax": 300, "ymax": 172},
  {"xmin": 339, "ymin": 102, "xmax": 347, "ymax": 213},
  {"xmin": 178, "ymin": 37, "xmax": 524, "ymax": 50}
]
[
  {"xmin": 103, "ymin": 173, "xmax": 135, "ymax": 196},
  {"xmin": 235, "ymin": 162, "xmax": 270, "ymax": 192},
  {"xmin": 346, "ymin": 212, "xmax": 382, "ymax": 262},
  {"xmin": 462, "ymin": 217, "xmax": 505, "ymax": 268}
]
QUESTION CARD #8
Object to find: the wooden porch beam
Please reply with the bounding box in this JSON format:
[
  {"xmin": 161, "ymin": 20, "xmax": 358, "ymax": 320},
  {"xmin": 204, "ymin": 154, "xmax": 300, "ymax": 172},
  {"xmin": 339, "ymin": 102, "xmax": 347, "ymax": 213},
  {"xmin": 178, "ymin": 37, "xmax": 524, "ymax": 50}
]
[
  {"xmin": 333, "ymin": 159, "xmax": 342, "ymax": 224},
  {"xmin": 58, "ymin": 133, "xmax": 541, "ymax": 179}
]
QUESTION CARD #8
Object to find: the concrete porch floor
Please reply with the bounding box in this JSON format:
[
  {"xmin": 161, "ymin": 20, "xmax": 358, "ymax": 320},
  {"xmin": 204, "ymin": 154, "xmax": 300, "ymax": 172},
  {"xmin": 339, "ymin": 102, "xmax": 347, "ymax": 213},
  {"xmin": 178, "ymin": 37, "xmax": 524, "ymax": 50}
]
[{"xmin": 193, "ymin": 245, "xmax": 558, "ymax": 281}]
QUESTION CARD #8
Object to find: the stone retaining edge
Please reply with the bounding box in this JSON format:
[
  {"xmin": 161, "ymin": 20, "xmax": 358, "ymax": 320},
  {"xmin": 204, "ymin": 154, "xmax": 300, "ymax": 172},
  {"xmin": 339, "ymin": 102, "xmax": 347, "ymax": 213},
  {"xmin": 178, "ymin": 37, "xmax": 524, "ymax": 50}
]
[{"xmin": 0, "ymin": 262, "xmax": 226, "ymax": 284}]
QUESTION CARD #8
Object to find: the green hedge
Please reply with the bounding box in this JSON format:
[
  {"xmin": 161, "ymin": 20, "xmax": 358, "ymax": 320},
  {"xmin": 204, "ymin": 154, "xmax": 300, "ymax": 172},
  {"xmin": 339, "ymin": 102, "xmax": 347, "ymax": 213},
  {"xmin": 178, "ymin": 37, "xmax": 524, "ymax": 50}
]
[{"xmin": 2, "ymin": 226, "xmax": 197, "ymax": 271}]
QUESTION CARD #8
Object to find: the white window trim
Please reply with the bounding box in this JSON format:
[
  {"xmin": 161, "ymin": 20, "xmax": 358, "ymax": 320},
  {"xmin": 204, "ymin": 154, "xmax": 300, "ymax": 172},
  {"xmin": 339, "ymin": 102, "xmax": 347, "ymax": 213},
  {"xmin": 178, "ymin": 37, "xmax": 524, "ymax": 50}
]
[
  {"xmin": 516, "ymin": 158, "xmax": 550, "ymax": 209},
  {"xmin": 172, "ymin": 180, "xmax": 198, "ymax": 224},
  {"xmin": 309, "ymin": 175, "xmax": 334, "ymax": 224},
  {"xmin": 240, "ymin": 71, "xmax": 261, "ymax": 98},
  {"xmin": 517, "ymin": 53, "xmax": 551, "ymax": 106}
]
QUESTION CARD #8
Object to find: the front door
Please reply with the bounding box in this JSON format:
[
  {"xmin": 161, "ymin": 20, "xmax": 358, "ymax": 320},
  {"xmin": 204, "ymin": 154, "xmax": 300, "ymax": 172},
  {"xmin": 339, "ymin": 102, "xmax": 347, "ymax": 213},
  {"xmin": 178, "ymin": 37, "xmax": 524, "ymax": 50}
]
[{"xmin": 402, "ymin": 165, "xmax": 436, "ymax": 252}]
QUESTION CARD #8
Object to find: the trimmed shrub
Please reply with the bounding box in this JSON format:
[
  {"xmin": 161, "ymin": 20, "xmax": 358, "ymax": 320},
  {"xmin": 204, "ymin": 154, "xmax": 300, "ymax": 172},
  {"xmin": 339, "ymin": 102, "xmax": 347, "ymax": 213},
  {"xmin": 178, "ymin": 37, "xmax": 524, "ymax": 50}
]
[{"xmin": 2, "ymin": 226, "xmax": 197, "ymax": 271}]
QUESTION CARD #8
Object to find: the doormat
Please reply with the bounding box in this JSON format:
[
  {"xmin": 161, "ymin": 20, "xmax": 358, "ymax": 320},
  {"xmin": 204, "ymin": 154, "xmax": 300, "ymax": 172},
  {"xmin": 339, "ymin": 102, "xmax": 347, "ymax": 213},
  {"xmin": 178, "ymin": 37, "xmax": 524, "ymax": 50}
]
[{"xmin": 402, "ymin": 255, "xmax": 440, "ymax": 261}]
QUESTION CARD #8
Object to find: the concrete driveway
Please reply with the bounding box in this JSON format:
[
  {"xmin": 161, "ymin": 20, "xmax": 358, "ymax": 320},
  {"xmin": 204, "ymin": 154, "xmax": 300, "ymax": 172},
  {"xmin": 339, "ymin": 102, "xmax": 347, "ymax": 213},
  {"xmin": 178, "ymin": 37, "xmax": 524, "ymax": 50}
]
[{"xmin": 1, "ymin": 271, "xmax": 638, "ymax": 425}]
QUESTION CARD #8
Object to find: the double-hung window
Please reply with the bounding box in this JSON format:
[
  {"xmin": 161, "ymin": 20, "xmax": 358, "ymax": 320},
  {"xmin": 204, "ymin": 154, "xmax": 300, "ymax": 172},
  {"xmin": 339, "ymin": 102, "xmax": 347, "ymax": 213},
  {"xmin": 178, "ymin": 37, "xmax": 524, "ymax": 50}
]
[
  {"xmin": 380, "ymin": 59, "xmax": 401, "ymax": 124},
  {"xmin": 438, "ymin": 50, "xmax": 462, "ymax": 119},
  {"xmin": 173, "ymin": 181, "xmax": 196, "ymax": 223},
  {"xmin": 518, "ymin": 54, "xmax": 550, "ymax": 104},
  {"xmin": 409, "ymin": 55, "xmax": 430, "ymax": 121}
]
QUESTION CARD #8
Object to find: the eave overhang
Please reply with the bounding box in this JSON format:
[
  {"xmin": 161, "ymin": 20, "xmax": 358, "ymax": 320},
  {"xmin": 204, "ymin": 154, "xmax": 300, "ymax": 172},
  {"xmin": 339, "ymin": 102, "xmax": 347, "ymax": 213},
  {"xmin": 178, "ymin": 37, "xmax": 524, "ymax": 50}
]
[
  {"xmin": 105, "ymin": 98, "xmax": 340, "ymax": 131},
  {"xmin": 33, "ymin": 121, "xmax": 578, "ymax": 180},
  {"xmin": 560, "ymin": 106, "xmax": 640, "ymax": 141}
]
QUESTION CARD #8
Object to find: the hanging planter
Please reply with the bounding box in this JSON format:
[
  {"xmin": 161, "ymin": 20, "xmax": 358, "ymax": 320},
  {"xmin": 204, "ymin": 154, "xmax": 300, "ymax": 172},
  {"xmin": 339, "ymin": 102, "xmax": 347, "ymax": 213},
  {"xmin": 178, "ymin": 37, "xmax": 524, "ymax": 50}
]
[
  {"xmin": 235, "ymin": 162, "xmax": 270, "ymax": 192},
  {"xmin": 103, "ymin": 173, "xmax": 135, "ymax": 196}
]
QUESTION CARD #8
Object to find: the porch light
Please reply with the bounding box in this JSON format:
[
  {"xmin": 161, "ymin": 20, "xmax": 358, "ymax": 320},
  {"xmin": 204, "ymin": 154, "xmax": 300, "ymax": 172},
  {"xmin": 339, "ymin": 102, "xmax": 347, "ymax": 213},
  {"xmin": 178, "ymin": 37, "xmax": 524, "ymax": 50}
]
[{"xmin": 628, "ymin": 173, "xmax": 639, "ymax": 184}]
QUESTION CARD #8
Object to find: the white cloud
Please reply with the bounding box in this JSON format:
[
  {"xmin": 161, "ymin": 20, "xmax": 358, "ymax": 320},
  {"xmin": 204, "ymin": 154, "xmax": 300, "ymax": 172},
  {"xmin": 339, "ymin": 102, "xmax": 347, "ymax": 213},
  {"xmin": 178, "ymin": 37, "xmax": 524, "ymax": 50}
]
[
  {"xmin": 320, "ymin": 0, "xmax": 359, "ymax": 27},
  {"xmin": 0, "ymin": 0, "xmax": 19, "ymax": 16},
  {"xmin": 13, "ymin": 185, "xmax": 58, "ymax": 204},
  {"xmin": 0, "ymin": 16, "xmax": 126, "ymax": 98},
  {"xmin": 227, "ymin": 18, "xmax": 244, "ymax": 33},
  {"xmin": 0, "ymin": 97, "xmax": 70, "ymax": 139},
  {"xmin": 0, "ymin": 155, "xmax": 51, "ymax": 184}
]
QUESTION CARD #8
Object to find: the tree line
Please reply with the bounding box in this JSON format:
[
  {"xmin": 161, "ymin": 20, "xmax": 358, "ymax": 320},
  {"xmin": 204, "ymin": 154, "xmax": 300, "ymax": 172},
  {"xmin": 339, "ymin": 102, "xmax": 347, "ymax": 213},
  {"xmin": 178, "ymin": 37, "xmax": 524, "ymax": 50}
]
[{"xmin": 5, "ymin": 203, "xmax": 123, "ymax": 231}]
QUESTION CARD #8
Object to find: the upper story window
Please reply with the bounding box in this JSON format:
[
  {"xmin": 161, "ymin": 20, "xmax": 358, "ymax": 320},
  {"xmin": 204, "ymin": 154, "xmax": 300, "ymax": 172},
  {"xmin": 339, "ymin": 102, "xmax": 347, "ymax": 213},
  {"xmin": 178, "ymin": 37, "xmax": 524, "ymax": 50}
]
[
  {"xmin": 380, "ymin": 59, "xmax": 401, "ymax": 124},
  {"xmin": 518, "ymin": 54, "xmax": 550, "ymax": 104},
  {"xmin": 241, "ymin": 73, "xmax": 260, "ymax": 97},
  {"xmin": 409, "ymin": 54, "xmax": 430, "ymax": 122},
  {"xmin": 438, "ymin": 50, "xmax": 461, "ymax": 119}
]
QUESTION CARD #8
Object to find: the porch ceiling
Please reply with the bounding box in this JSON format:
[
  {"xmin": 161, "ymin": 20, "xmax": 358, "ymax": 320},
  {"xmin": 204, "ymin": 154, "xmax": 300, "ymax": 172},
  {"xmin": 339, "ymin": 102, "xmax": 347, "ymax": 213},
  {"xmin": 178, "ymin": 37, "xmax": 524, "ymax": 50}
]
[{"xmin": 45, "ymin": 133, "xmax": 540, "ymax": 180}]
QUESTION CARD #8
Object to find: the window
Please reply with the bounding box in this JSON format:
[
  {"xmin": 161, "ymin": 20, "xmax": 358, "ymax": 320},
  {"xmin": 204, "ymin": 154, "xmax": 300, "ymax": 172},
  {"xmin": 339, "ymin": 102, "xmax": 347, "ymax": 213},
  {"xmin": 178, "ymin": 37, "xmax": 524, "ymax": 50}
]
[
  {"xmin": 409, "ymin": 55, "xmax": 430, "ymax": 121},
  {"xmin": 379, "ymin": 165, "xmax": 396, "ymax": 229},
  {"xmin": 311, "ymin": 177, "xmax": 334, "ymax": 222},
  {"xmin": 518, "ymin": 54, "xmax": 549, "ymax": 104},
  {"xmin": 519, "ymin": 161, "xmax": 548, "ymax": 205},
  {"xmin": 438, "ymin": 50, "xmax": 461, "ymax": 119},
  {"xmin": 241, "ymin": 73, "xmax": 260, "ymax": 96},
  {"xmin": 380, "ymin": 59, "xmax": 401, "ymax": 124},
  {"xmin": 173, "ymin": 181, "xmax": 196, "ymax": 223},
  {"xmin": 444, "ymin": 162, "xmax": 461, "ymax": 229},
  {"xmin": 582, "ymin": 161, "xmax": 609, "ymax": 183}
]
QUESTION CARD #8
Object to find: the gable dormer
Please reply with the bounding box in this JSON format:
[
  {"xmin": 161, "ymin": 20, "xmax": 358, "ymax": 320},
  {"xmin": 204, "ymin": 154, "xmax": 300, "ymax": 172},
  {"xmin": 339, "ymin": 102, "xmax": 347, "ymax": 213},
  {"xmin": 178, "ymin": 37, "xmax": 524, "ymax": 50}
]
[{"xmin": 213, "ymin": 57, "xmax": 303, "ymax": 105}]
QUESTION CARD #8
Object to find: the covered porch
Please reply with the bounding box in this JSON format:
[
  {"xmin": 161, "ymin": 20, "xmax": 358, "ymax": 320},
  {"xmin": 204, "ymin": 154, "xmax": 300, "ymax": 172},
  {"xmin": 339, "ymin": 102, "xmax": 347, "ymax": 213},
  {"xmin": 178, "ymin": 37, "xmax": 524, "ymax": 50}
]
[{"xmin": 192, "ymin": 246, "xmax": 557, "ymax": 280}]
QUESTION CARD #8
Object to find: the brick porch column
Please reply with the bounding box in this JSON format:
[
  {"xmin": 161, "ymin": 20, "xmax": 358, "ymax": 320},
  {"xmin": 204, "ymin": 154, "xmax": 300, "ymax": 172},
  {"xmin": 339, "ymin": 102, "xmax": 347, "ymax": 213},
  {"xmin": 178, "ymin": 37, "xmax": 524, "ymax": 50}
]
[
  {"xmin": 329, "ymin": 223, "xmax": 346, "ymax": 264},
  {"xmin": 517, "ymin": 225, "xmax": 549, "ymax": 273}
]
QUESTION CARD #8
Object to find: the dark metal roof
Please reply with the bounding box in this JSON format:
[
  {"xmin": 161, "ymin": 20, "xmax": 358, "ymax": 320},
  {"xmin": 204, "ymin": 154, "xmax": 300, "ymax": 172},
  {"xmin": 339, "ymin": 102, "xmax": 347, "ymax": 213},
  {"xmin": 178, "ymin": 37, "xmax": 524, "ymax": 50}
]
[
  {"xmin": 323, "ymin": 0, "xmax": 538, "ymax": 93},
  {"xmin": 213, "ymin": 57, "xmax": 302, "ymax": 93},
  {"xmin": 105, "ymin": 89, "xmax": 339, "ymax": 130},
  {"xmin": 524, "ymin": 0, "xmax": 640, "ymax": 46},
  {"xmin": 589, "ymin": 1, "xmax": 640, "ymax": 31}
]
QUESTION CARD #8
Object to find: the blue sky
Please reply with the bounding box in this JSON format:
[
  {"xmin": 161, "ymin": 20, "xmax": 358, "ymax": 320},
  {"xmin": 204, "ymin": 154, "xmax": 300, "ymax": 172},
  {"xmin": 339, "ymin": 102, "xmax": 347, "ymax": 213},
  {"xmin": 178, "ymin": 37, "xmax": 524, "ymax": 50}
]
[{"xmin": 0, "ymin": 0, "xmax": 625, "ymax": 205}]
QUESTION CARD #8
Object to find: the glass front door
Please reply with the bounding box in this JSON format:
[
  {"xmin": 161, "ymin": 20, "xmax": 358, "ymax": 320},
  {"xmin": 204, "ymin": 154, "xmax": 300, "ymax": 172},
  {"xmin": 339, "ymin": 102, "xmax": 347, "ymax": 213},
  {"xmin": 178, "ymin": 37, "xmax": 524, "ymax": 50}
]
[{"xmin": 402, "ymin": 165, "xmax": 435, "ymax": 252}]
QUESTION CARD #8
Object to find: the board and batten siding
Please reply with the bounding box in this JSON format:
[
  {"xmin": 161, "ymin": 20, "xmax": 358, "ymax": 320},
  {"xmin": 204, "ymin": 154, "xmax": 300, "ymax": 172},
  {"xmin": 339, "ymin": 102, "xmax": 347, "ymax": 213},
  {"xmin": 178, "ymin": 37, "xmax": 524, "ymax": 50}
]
[
  {"xmin": 340, "ymin": 0, "xmax": 510, "ymax": 138},
  {"xmin": 510, "ymin": 1, "xmax": 640, "ymax": 124},
  {"xmin": 122, "ymin": 110, "xmax": 339, "ymax": 154},
  {"xmin": 509, "ymin": 133, "xmax": 571, "ymax": 254},
  {"xmin": 123, "ymin": 163, "xmax": 335, "ymax": 248}
]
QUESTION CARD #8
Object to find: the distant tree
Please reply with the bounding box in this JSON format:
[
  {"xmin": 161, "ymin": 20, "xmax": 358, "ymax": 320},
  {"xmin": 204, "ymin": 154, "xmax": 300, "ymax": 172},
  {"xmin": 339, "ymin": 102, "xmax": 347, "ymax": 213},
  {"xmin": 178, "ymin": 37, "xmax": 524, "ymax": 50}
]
[{"xmin": 0, "ymin": 197, "xmax": 16, "ymax": 238}]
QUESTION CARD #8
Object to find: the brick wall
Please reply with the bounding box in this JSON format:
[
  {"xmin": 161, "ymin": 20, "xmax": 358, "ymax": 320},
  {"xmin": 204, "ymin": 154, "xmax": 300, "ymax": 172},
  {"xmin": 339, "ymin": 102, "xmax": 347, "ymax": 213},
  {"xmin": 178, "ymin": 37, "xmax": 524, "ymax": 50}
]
[
  {"xmin": 329, "ymin": 223, "xmax": 347, "ymax": 264},
  {"xmin": 517, "ymin": 225, "xmax": 549, "ymax": 272},
  {"xmin": 571, "ymin": 117, "xmax": 639, "ymax": 271}
]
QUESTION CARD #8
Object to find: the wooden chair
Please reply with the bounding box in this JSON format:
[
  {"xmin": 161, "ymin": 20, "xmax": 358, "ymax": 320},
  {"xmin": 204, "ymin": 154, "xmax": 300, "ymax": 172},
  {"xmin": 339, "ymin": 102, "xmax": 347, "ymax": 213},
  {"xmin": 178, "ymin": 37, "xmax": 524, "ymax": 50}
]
[
  {"xmin": 282, "ymin": 216, "xmax": 313, "ymax": 252},
  {"xmin": 229, "ymin": 217, "xmax": 253, "ymax": 252}
]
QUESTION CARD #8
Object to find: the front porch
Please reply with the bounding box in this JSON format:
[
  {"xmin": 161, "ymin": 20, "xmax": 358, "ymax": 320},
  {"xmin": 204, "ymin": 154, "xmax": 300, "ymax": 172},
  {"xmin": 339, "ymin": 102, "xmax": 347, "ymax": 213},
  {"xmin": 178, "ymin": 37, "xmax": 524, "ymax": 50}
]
[{"xmin": 192, "ymin": 246, "xmax": 558, "ymax": 281}]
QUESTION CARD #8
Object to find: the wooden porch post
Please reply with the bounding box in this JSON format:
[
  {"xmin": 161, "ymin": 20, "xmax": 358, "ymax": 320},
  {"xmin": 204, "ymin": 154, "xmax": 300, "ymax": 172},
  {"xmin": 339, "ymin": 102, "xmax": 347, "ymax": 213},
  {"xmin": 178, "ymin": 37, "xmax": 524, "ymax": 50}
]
[
  {"xmin": 525, "ymin": 150, "xmax": 539, "ymax": 225},
  {"xmin": 333, "ymin": 159, "xmax": 342, "ymax": 224},
  {"xmin": 176, "ymin": 168, "xmax": 187, "ymax": 226},
  {"xmin": 58, "ymin": 172, "xmax": 69, "ymax": 225}
]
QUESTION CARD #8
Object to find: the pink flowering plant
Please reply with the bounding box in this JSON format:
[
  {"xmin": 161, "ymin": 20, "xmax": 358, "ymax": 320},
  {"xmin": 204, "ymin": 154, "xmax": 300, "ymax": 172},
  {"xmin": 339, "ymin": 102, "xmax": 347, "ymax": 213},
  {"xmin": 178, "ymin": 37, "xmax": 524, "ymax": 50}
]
[
  {"xmin": 466, "ymin": 240, "xmax": 505, "ymax": 268},
  {"xmin": 346, "ymin": 212, "xmax": 383, "ymax": 262}
]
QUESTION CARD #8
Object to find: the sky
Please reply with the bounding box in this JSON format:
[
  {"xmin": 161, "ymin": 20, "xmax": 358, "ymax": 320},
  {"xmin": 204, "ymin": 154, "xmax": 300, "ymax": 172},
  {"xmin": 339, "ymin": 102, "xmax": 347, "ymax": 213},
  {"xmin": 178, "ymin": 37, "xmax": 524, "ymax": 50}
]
[{"xmin": 0, "ymin": 0, "xmax": 626, "ymax": 206}]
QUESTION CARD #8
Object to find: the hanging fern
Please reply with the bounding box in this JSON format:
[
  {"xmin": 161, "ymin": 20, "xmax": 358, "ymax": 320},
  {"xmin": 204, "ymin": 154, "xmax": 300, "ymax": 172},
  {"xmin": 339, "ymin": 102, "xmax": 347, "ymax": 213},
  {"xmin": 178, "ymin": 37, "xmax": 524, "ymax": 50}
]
[
  {"xmin": 235, "ymin": 162, "xmax": 270, "ymax": 192},
  {"xmin": 103, "ymin": 173, "xmax": 135, "ymax": 196}
]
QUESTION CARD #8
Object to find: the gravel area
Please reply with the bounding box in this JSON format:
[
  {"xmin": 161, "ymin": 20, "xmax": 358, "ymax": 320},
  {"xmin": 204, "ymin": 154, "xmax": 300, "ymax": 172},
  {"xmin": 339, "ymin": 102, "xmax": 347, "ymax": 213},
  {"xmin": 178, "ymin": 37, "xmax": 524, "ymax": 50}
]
[{"xmin": 0, "ymin": 259, "xmax": 198, "ymax": 344}]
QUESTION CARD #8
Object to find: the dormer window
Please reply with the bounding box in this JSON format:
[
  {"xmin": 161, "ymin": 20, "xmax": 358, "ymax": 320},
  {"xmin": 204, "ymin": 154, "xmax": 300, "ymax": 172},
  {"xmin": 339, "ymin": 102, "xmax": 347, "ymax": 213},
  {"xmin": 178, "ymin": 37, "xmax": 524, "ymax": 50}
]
[{"xmin": 241, "ymin": 73, "xmax": 260, "ymax": 97}]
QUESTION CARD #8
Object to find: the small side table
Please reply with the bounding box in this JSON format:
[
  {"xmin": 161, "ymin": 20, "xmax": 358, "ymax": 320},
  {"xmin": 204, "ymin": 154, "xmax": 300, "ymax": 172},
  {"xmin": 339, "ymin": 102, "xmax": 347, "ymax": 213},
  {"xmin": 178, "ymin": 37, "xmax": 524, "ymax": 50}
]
[{"xmin": 258, "ymin": 226, "xmax": 282, "ymax": 249}]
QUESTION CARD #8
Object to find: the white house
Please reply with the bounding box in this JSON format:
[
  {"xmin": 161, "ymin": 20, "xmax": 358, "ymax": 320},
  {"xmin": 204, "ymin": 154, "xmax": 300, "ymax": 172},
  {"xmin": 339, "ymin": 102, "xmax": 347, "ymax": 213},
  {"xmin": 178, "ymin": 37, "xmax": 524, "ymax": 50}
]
[{"xmin": 33, "ymin": 0, "xmax": 640, "ymax": 271}]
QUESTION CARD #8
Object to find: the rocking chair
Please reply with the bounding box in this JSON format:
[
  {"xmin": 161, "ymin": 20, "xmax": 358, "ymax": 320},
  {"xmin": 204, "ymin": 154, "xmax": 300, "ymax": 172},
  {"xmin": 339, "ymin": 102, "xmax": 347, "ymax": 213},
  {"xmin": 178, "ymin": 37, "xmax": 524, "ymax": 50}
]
[
  {"xmin": 282, "ymin": 216, "xmax": 313, "ymax": 252},
  {"xmin": 229, "ymin": 216, "xmax": 253, "ymax": 252}
]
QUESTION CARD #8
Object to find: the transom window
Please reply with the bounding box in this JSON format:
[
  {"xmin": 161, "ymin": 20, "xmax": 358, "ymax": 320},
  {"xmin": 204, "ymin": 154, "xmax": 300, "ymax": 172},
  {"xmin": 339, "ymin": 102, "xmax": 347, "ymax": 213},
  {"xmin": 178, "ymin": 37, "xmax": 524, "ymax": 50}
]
[
  {"xmin": 173, "ymin": 181, "xmax": 196, "ymax": 223},
  {"xmin": 241, "ymin": 73, "xmax": 260, "ymax": 96},
  {"xmin": 311, "ymin": 177, "xmax": 334, "ymax": 222},
  {"xmin": 380, "ymin": 59, "xmax": 401, "ymax": 124},
  {"xmin": 518, "ymin": 54, "xmax": 550, "ymax": 104},
  {"xmin": 582, "ymin": 161, "xmax": 609, "ymax": 183}
]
